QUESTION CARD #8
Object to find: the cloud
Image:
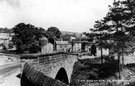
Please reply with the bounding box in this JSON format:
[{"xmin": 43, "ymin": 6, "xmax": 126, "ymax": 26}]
[
  {"xmin": 0, "ymin": 0, "xmax": 21, "ymax": 8},
  {"xmin": 0, "ymin": 0, "xmax": 114, "ymax": 32}
]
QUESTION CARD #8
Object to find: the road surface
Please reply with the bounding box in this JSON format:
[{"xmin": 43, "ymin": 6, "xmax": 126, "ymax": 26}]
[{"xmin": 0, "ymin": 63, "xmax": 20, "ymax": 86}]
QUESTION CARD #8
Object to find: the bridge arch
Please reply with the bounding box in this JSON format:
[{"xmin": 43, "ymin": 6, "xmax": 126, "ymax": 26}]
[
  {"xmin": 21, "ymin": 73, "xmax": 35, "ymax": 86},
  {"xmin": 55, "ymin": 67, "xmax": 69, "ymax": 85}
]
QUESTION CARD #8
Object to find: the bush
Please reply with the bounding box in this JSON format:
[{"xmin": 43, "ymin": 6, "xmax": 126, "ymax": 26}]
[
  {"xmin": 16, "ymin": 45, "xmax": 26, "ymax": 53},
  {"xmin": 2, "ymin": 44, "xmax": 8, "ymax": 51},
  {"xmin": 29, "ymin": 43, "xmax": 40, "ymax": 53},
  {"xmin": 72, "ymin": 56, "xmax": 119, "ymax": 80},
  {"xmin": 8, "ymin": 43, "xmax": 14, "ymax": 49}
]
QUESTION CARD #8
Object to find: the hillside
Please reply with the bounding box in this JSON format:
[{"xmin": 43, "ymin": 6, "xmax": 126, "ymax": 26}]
[{"xmin": 61, "ymin": 31, "xmax": 82, "ymax": 38}]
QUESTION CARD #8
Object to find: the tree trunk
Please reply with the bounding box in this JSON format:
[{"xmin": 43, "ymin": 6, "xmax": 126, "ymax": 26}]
[
  {"xmin": 118, "ymin": 51, "xmax": 121, "ymax": 79},
  {"xmin": 101, "ymin": 46, "xmax": 103, "ymax": 64},
  {"xmin": 108, "ymin": 48, "xmax": 110, "ymax": 56},
  {"xmin": 100, "ymin": 31, "xmax": 103, "ymax": 64},
  {"xmin": 122, "ymin": 48, "xmax": 124, "ymax": 65}
]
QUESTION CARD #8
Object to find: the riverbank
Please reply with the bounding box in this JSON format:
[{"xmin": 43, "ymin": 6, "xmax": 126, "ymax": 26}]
[{"xmin": 70, "ymin": 55, "xmax": 135, "ymax": 86}]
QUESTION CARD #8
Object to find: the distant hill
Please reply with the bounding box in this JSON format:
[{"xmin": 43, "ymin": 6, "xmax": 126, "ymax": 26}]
[
  {"xmin": 0, "ymin": 28, "xmax": 13, "ymax": 33},
  {"xmin": 61, "ymin": 31, "xmax": 82, "ymax": 38}
]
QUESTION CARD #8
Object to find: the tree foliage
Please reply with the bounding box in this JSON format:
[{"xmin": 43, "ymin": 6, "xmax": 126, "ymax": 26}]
[
  {"xmin": 46, "ymin": 27, "xmax": 61, "ymax": 40},
  {"xmin": 104, "ymin": 0, "xmax": 135, "ymax": 60},
  {"xmin": 91, "ymin": 19, "xmax": 112, "ymax": 63},
  {"xmin": 12, "ymin": 23, "xmax": 46, "ymax": 53},
  {"xmin": 46, "ymin": 27, "xmax": 61, "ymax": 48},
  {"xmin": 85, "ymin": 0, "xmax": 135, "ymax": 79},
  {"xmin": 86, "ymin": 0, "xmax": 135, "ymax": 57}
]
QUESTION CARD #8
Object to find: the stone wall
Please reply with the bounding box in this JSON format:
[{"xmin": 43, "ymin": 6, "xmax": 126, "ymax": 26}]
[{"xmin": 75, "ymin": 80, "xmax": 135, "ymax": 86}]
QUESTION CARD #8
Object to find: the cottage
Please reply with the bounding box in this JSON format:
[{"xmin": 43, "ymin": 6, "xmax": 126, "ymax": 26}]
[
  {"xmin": 40, "ymin": 36, "xmax": 53, "ymax": 53},
  {"xmin": 71, "ymin": 41, "xmax": 92, "ymax": 52},
  {"xmin": 56, "ymin": 41, "xmax": 71, "ymax": 52},
  {"xmin": 72, "ymin": 42, "xmax": 82, "ymax": 52},
  {"xmin": 41, "ymin": 43, "xmax": 53, "ymax": 53}
]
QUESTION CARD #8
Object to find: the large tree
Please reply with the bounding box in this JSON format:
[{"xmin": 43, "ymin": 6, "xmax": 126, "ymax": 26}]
[
  {"xmin": 46, "ymin": 27, "xmax": 61, "ymax": 50},
  {"xmin": 46, "ymin": 27, "xmax": 61, "ymax": 39},
  {"xmin": 12, "ymin": 23, "xmax": 46, "ymax": 53},
  {"xmin": 87, "ymin": 19, "xmax": 112, "ymax": 64},
  {"xmin": 99, "ymin": 0, "xmax": 135, "ymax": 79},
  {"xmin": 85, "ymin": 0, "xmax": 135, "ymax": 79},
  {"xmin": 104, "ymin": 0, "xmax": 134, "ymax": 66}
]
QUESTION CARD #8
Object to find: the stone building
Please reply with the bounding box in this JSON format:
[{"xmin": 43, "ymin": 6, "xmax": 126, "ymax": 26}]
[
  {"xmin": 72, "ymin": 41, "xmax": 82, "ymax": 52},
  {"xmin": 40, "ymin": 36, "xmax": 53, "ymax": 53},
  {"xmin": 56, "ymin": 41, "xmax": 71, "ymax": 52}
]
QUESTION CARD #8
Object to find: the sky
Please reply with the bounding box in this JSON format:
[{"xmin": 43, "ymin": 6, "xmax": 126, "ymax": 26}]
[{"xmin": 0, "ymin": 0, "xmax": 114, "ymax": 33}]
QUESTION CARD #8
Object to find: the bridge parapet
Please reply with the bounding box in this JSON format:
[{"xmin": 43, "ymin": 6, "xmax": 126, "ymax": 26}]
[{"xmin": 21, "ymin": 52, "xmax": 78, "ymax": 85}]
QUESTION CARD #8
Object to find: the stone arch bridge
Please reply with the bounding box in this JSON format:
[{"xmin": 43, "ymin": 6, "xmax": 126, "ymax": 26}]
[{"xmin": 20, "ymin": 52, "xmax": 78, "ymax": 86}]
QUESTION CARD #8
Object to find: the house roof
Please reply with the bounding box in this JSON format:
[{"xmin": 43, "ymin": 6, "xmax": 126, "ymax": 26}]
[
  {"xmin": 69, "ymin": 41, "xmax": 91, "ymax": 44},
  {"xmin": 56, "ymin": 41, "xmax": 69, "ymax": 45},
  {"xmin": 0, "ymin": 33, "xmax": 10, "ymax": 39},
  {"xmin": 40, "ymin": 36, "xmax": 48, "ymax": 41}
]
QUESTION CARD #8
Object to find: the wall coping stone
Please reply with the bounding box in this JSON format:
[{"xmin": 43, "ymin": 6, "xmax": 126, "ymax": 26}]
[{"xmin": 20, "ymin": 51, "xmax": 78, "ymax": 59}]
